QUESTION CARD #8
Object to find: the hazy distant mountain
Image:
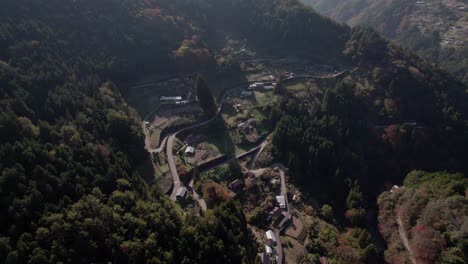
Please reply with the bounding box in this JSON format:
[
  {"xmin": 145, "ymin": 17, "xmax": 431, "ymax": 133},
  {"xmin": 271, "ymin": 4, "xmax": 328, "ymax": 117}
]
[{"xmin": 302, "ymin": 0, "xmax": 468, "ymax": 82}]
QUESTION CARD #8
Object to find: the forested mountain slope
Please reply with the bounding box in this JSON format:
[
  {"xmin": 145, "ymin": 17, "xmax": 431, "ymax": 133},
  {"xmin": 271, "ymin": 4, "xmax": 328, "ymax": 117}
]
[
  {"xmin": 378, "ymin": 171, "xmax": 467, "ymax": 264},
  {"xmin": 0, "ymin": 0, "xmax": 257, "ymax": 262},
  {"xmin": 301, "ymin": 0, "xmax": 468, "ymax": 83},
  {"xmin": 0, "ymin": 0, "xmax": 466, "ymax": 263}
]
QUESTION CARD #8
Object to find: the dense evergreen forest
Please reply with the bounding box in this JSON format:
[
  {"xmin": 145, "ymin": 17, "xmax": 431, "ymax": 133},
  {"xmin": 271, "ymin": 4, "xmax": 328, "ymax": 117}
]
[
  {"xmin": 0, "ymin": 0, "xmax": 259, "ymax": 263},
  {"xmin": 0, "ymin": 0, "xmax": 466, "ymax": 263}
]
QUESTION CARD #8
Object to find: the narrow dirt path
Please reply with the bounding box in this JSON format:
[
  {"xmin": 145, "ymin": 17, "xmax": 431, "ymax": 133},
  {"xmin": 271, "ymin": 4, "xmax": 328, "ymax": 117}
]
[{"xmin": 396, "ymin": 214, "xmax": 416, "ymax": 264}]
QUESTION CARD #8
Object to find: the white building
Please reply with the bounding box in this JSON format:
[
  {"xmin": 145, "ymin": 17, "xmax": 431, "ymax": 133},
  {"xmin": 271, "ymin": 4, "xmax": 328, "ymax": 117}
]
[
  {"xmin": 265, "ymin": 245, "xmax": 273, "ymax": 255},
  {"xmin": 176, "ymin": 187, "xmax": 187, "ymax": 199},
  {"xmin": 185, "ymin": 146, "xmax": 195, "ymax": 155},
  {"xmin": 276, "ymin": 196, "xmax": 286, "ymax": 209},
  {"xmin": 255, "ymin": 82, "xmax": 265, "ymax": 89},
  {"xmin": 265, "ymin": 230, "xmax": 276, "ymax": 245},
  {"xmin": 390, "ymin": 185, "xmax": 400, "ymax": 193},
  {"xmin": 160, "ymin": 96, "xmax": 182, "ymax": 102}
]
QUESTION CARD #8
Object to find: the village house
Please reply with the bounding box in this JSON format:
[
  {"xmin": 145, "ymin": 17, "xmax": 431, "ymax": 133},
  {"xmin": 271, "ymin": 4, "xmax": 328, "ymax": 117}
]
[
  {"xmin": 275, "ymin": 211, "xmax": 292, "ymax": 231},
  {"xmin": 160, "ymin": 96, "xmax": 182, "ymax": 103},
  {"xmin": 185, "ymin": 146, "xmax": 195, "ymax": 156},
  {"xmin": 237, "ymin": 122, "xmax": 250, "ymax": 131},
  {"xmin": 269, "ymin": 206, "xmax": 282, "ymax": 219},
  {"xmin": 245, "ymin": 177, "xmax": 257, "ymax": 188},
  {"xmin": 237, "ymin": 118, "xmax": 256, "ymax": 132},
  {"xmin": 245, "ymin": 171, "xmax": 255, "ymax": 178},
  {"xmin": 276, "ymin": 196, "xmax": 286, "ymax": 209},
  {"xmin": 265, "ymin": 230, "xmax": 276, "ymax": 246},
  {"xmin": 259, "ymin": 251, "xmax": 271, "ymax": 264},
  {"xmin": 176, "ymin": 187, "xmax": 187, "ymax": 199},
  {"xmin": 228, "ymin": 179, "xmax": 244, "ymax": 193},
  {"xmin": 248, "ymin": 82, "xmax": 265, "ymax": 90},
  {"xmin": 390, "ymin": 185, "xmax": 400, "ymax": 193}
]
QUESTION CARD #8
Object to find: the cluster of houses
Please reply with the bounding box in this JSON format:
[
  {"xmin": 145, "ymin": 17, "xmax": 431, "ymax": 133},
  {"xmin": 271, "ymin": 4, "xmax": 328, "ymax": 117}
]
[
  {"xmin": 269, "ymin": 201, "xmax": 291, "ymax": 231},
  {"xmin": 240, "ymin": 82, "xmax": 264, "ymax": 99},
  {"xmin": 259, "ymin": 195, "xmax": 292, "ymax": 263},
  {"xmin": 249, "ymin": 82, "xmax": 265, "ymax": 90},
  {"xmin": 260, "ymin": 230, "xmax": 278, "ymax": 264}
]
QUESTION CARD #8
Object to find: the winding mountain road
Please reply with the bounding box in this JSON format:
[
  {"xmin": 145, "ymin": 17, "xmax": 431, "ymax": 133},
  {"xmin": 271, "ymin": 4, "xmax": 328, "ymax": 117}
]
[
  {"xmin": 274, "ymin": 163, "xmax": 288, "ymax": 264},
  {"xmin": 167, "ymin": 83, "xmax": 248, "ymax": 201}
]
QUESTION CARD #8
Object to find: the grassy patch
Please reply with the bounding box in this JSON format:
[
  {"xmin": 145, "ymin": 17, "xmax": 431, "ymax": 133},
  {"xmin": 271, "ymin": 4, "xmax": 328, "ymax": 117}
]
[
  {"xmin": 285, "ymin": 82, "xmax": 308, "ymax": 92},
  {"xmin": 254, "ymin": 90, "xmax": 275, "ymax": 106},
  {"xmin": 148, "ymin": 128, "xmax": 162, "ymax": 148},
  {"xmin": 195, "ymin": 117, "xmax": 236, "ymax": 155},
  {"xmin": 200, "ymin": 164, "xmax": 230, "ymax": 182}
]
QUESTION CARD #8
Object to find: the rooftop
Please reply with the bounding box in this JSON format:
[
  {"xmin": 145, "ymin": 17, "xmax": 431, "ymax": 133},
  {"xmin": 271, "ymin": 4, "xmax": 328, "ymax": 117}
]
[
  {"xmin": 276, "ymin": 196, "xmax": 286, "ymax": 209},
  {"xmin": 265, "ymin": 230, "xmax": 276, "ymax": 242},
  {"xmin": 160, "ymin": 96, "xmax": 182, "ymax": 101},
  {"xmin": 185, "ymin": 146, "xmax": 195, "ymax": 154},
  {"xmin": 176, "ymin": 187, "xmax": 187, "ymax": 198}
]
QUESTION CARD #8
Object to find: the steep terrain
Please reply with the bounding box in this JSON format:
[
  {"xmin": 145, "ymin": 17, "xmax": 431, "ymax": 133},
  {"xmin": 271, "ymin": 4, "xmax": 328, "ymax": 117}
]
[
  {"xmin": 378, "ymin": 171, "xmax": 467, "ymax": 263},
  {"xmin": 0, "ymin": 0, "xmax": 467, "ymax": 263},
  {"xmin": 301, "ymin": 0, "xmax": 468, "ymax": 83}
]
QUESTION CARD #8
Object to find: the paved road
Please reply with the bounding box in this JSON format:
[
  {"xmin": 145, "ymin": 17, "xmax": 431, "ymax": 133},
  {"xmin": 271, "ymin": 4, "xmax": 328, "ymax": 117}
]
[
  {"xmin": 274, "ymin": 163, "xmax": 288, "ymax": 264},
  {"xmin": 274, "ymin": 228, "xmax": 284, "ymax": 264},
  {"xmin": 277, "ymin": 164, "xmax": 289, "ymax": 214},
  {"xmin": 167, "ymin": 83, "xmax": 247, "ymax": 200},
  {"xmin": 397, "ymin": 214, "xmax": 417, "ymax": 264},
  {"xmin": 248, "ymin": 139, "xmax": 268, "ymax": 169},
  {"xmin": 167, "ymin": 134, "xmax": 181, "ymax": 200},
  {"xmin": 189, "ymin": 179, "xmax": 207, "ymax": 211},
  {"xmin": 283, "ymin": 70, "xmax": 348, "ymax": 81},
  {"xmin": 157, "ymin": 71, "xmax": 345, "ymax": 202},
  {"xmin": 151, "ymin": 136, "xmax": 168, "ymax": 154},
  {"xmin": 251, "ymin": 162, "xmax": 288, "ymax": 264}
]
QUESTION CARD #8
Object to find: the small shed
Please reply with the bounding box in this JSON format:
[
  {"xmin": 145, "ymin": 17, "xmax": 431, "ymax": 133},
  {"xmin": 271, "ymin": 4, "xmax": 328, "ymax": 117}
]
[
  {"xmin": 265, "ymin": 245, "xmax": 273, "ymax": 255},
  {"xmin": 176, "ymin": 187, "xmax": 187, "ymax": 199},
  {"xmin": 265, "ymin": 230, "xmax": 276, "ymax": 245},
  {"xmin": 255, "ymin": 82, "xmax": 265, "ymax": 89},
  {"xmin": 237, "ymin": 122, "xmax": 250, "ymax": 131},
  {"xmin": 229, "ymin": 179, "xmax": 244, "ymax": 192},
  {"xmin": 185, "ymin": 146, "xmax": 195, "ymax": 156},
  {"xmin": 160, "ymin": 96, "xmax": 182, "ymax": 102}
]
